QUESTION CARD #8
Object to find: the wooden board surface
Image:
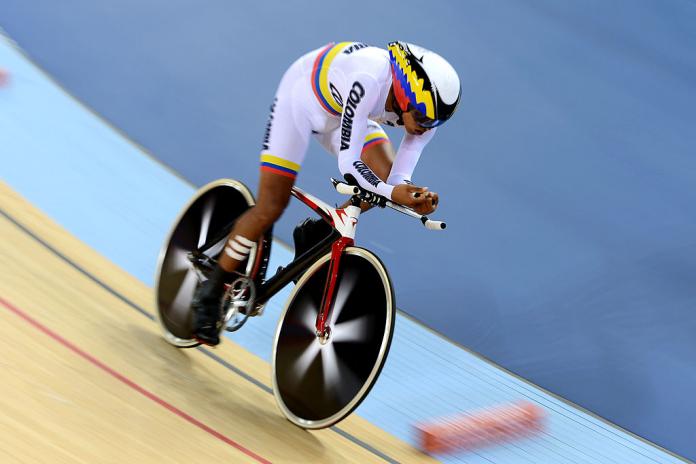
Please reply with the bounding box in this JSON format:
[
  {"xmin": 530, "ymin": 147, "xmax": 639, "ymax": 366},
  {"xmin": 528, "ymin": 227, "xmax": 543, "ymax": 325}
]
[{"xmin": 0, "ymin": 181, "xmax": 436, "ymax": 463}]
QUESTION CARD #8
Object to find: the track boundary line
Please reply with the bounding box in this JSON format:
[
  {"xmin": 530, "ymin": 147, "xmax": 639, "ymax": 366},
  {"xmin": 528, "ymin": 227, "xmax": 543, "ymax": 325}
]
[{"xmin": 0, "ymin": 296, "xmax": 272, "ymax": 464}]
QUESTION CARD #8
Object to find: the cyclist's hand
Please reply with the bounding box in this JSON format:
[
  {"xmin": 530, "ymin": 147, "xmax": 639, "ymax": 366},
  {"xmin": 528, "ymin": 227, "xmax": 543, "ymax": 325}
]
[
  {"xmin": 414, "ymin": 191, "xmax": 439, "ymax": 215},
  {"xmin": 392, "ymin": 184, "xmax": 438, "ymax": 215}
]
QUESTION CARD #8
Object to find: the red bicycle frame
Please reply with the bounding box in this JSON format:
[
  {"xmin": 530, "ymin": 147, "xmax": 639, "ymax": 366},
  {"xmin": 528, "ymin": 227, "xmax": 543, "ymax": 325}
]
[{"xmin": 290, "ymin": 186, "xmax": 360, "ymax": 340}]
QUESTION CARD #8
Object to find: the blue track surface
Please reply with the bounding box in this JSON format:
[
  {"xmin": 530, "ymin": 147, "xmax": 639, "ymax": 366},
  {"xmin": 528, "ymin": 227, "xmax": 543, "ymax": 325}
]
[{"xmin": 2, "ymin": 0, "xmax": 696, "ymax": 458}]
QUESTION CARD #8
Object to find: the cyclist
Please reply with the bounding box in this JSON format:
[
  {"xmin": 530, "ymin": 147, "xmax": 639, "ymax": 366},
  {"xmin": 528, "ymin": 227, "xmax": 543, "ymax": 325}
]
[{"xmin": 192, "ymin": 41, "xmax": 461, "ymax": 345}]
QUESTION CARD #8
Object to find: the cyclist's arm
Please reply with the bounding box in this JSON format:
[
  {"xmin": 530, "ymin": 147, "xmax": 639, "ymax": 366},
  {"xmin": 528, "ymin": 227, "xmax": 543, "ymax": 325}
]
[
  {"xmin": 387, "ymin": 128, "xmax": 437, "ymax": 185},
  {"xmin": 337, "ymin": 74, "xmax": 395, "ymax": 199}
]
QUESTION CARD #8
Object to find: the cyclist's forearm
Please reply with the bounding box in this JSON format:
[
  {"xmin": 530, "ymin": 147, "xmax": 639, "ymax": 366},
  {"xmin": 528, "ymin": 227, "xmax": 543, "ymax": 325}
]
[
  {"xmin": 337, "ymin": 73, "xmax": 395, "ymax": 200},
  {"xmin": 339, "ymin": 157, "xmax": 394, "ymax": 199},
  {"xmin": 387, "ymin": 128, "xmax": 436, "ymax": 184}
]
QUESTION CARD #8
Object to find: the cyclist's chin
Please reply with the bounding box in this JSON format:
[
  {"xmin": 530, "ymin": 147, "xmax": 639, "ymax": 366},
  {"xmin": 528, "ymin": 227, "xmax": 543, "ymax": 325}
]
[{"xmin": 403, "ymin": 125, "xmax": 423, "ymax": 136}]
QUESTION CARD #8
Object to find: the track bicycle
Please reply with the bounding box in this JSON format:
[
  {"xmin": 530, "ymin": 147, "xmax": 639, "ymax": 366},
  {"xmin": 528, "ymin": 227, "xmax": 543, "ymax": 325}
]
[{"xmin": 155, "ymin": 177, "xmax": 446, "ymax": 428}]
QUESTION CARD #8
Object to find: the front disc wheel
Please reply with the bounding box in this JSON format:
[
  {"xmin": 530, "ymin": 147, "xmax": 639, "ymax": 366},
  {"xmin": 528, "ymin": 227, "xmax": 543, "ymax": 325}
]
[{"xmin": 272, "ymin": 247, "xmax": 395, "ymax": 429}]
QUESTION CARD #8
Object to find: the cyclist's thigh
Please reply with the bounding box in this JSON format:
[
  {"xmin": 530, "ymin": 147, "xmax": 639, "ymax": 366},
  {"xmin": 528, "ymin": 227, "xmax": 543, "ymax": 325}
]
[
  {"xmin": 260, "ymin": 67, "xmax": 313, "ymax": 183},
  {"xmin": 255, "ymin": 169, "xmax": 294, "ymax": 215}
]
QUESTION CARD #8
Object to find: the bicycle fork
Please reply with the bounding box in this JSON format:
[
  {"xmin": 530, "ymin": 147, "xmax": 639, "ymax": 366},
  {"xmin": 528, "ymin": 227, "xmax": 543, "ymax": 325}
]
[{"xmin": 315, "ymin": 236, "xmax": 353, "ymax": 343}]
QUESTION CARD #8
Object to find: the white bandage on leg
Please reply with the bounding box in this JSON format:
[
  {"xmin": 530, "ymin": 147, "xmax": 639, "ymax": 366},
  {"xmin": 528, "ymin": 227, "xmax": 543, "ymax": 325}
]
[
  {"xmin": 224, "ymin": 235, "xmax": 254, "ymax": 261},
  {"xmin": 230, "ymin": 240, "xmax": 250, "ymax": 255},
  {"xmin": 233, "ymin": 235, "xmax": 255, "ymax": 247}
]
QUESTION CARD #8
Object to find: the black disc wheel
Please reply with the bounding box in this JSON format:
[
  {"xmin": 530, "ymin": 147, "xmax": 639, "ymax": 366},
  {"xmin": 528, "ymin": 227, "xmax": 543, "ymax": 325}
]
[
  {"xmin": 272, "ymin": 247, "xmax": 395, "ymax": 429},
  {"xmin": 154, "ymin": 179, "xmax": 255, "ymax": 347}
]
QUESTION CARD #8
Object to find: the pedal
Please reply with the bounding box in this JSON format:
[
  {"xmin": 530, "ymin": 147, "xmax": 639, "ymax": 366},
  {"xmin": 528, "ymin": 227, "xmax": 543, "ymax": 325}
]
[{"xmin": 249, "ymin": 303, "xmax": 265, "ymax": 317}]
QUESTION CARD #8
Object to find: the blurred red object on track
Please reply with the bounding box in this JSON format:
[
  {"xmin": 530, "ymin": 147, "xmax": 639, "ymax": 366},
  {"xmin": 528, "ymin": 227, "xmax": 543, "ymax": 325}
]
[
  {"xmin": 415, "ymin": 401, "xmax": 545, "ymax": 454},
  {"xmin": 0, "ymin": 67, "xmax": 9, "ymax": 87}
]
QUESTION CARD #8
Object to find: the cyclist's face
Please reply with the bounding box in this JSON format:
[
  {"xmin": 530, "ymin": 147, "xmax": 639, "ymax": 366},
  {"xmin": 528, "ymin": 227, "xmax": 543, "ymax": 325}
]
[{"xmin": 402, "ymin": 107, "xmax": 433, "ymax": 135}]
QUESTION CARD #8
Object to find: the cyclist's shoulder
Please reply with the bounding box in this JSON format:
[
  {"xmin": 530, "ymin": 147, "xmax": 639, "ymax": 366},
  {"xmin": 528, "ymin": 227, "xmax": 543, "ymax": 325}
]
[
  {"xmin": 340, "ymin": 42, "xmax": 386, "ymax": 58},
  {"xmin": 335, "ymin": 42, "xmax": 389, "ymax": 74}
]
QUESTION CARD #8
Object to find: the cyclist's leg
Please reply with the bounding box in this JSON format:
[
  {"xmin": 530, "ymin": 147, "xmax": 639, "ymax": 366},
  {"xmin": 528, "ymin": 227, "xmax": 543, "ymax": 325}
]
[
  {"xmin": 217, "ymin": 169, "xmax": 294, "ymax": 274},
  {"xmin": 192, "ymin": 63, "xmax": 312, "ymax": 345},
  {"xmin": 218, "ymin": 93, "xmax": 310, "ymax": 274}
]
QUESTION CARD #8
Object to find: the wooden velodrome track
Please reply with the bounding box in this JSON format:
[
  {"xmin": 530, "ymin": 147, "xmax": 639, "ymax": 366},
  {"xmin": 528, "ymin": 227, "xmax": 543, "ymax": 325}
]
[{"xmin": 0, "ymin": 181, "xmax": 435, "ymax": 463}]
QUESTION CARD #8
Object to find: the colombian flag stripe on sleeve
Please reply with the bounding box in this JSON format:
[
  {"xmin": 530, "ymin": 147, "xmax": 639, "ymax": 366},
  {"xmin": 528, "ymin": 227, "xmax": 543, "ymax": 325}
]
[
  {"xmin": 362, "ymin": 132, "xmax": 389, "ymax": 151},
  {"xmin": 260, "ymin": 154, "xmax": 300, "ymax": 179}
]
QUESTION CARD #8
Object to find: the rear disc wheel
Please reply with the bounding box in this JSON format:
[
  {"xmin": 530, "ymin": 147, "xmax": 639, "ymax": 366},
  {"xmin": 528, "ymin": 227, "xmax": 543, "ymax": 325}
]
[{"xmin": 154, "ymin": 179, "xmax": 256, "ymax": 347}]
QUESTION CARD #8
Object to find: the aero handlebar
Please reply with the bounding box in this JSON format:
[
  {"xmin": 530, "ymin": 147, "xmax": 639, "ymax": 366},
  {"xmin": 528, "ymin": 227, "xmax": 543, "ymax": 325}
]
[{"xmin": 331, "ymin": 178, "xmax": 447, "ymax": 231}]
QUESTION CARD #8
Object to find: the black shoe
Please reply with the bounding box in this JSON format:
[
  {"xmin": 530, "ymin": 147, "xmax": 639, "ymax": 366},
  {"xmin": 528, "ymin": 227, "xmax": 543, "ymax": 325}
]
[
  {"xmin": 293, "ymin": 217, "xmax": 334, "ymax": 261},
  {"xmin": 191, "ymin": 278, "xmax": 224, "ymax": 346}
]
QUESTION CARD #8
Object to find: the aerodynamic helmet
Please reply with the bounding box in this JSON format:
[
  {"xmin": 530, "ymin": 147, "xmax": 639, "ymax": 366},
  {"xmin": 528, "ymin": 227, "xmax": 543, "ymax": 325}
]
[{"xmin": 387, "ymin": 41, "xmax": 461, "ymax": 127}]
